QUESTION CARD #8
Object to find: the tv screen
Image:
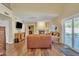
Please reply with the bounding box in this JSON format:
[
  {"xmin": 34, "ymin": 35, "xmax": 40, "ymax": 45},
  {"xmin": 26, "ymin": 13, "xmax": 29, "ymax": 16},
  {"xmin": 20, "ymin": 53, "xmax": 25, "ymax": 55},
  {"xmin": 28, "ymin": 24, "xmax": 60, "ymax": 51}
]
[{"xmin": 16, "ymin": 22, "xmax": 22, "ymax": 29}]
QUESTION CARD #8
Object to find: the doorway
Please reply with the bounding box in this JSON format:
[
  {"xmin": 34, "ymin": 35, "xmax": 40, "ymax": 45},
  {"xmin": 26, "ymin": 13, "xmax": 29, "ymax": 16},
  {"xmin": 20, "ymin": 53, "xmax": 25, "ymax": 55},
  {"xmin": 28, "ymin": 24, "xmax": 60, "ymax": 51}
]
[{"xmin": 0, "ymin": 27, "xmax": 6, "ymax": 55}]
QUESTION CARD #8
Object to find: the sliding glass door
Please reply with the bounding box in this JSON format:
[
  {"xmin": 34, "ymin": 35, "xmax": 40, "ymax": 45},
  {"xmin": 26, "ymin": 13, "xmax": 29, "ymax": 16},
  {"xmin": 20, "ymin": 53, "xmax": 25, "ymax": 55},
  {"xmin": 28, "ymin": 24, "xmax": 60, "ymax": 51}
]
[
  {"xmin": 64, "ymin": 15, "xmax": 79, "ymax": 52},
  {"xmin": 64, "ymin": 19, "xmax": 72, "ymax": 47},
  {"xmin": 74, "ymin": 17, "xmax": 79, "ymax": 52}
]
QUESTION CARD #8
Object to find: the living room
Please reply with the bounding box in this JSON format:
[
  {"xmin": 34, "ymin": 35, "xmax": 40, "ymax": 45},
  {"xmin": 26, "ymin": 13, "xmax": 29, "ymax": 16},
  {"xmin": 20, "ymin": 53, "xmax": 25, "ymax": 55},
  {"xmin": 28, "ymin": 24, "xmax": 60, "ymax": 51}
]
[{"xmin": 0, "ymin": 3, "xmax": 79, "ymax": 56}]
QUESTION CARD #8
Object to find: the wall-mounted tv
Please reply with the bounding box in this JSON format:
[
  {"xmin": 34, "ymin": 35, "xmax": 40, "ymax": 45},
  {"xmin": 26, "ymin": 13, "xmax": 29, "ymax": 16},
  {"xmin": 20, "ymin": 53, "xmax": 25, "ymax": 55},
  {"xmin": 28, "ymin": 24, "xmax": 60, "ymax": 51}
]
[{"xmin": 16, "ymin": 22, "xmax": 22, "ymax": 29}]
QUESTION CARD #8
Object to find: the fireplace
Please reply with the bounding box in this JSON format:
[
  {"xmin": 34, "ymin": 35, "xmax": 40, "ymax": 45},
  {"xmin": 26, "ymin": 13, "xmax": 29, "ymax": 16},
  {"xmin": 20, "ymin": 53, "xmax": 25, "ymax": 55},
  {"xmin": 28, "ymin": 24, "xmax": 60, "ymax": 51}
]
[{"xmin": 39, "ymin": 30, "xmax": 45, "ymax": 34}]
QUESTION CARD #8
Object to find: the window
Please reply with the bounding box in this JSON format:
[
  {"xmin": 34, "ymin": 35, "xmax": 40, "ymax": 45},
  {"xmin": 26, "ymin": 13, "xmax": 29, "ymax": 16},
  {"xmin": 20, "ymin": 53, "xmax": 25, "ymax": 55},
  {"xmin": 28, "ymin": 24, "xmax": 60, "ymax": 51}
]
[
  {"xmin": 64, "ymin": 15, "xmax": 79, "ymax": 52},
  {"xmin": 74, "ymin": 17, "xmax": 79, "ymax": 52},
  {"xmin": 64, "ymin": 19, "xmax": 72, "ymax": 47}
]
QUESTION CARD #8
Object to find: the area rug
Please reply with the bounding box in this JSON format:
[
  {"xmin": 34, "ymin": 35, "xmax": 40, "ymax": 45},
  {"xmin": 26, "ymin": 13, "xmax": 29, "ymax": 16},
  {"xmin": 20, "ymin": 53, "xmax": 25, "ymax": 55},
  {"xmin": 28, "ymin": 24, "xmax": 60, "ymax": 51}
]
[{"xmin": 60, "ymin": 48, "xmax": 79, "ymax": 56}]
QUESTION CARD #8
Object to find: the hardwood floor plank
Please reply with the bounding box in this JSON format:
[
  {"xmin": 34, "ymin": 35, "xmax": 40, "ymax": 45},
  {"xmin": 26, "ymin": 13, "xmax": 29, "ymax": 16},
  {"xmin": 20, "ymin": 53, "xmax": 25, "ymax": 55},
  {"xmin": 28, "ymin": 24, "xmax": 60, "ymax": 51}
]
[{"xmin": 6, "ymin": 41, "xmax": 65, "ymax": 56}]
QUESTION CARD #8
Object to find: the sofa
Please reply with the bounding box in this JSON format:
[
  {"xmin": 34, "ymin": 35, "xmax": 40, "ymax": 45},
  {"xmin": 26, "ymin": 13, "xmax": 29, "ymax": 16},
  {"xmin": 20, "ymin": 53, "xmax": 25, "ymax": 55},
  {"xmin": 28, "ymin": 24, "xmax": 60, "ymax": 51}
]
[{"xmin": 27, "ymin": 34, "xmax": 52, "ymax": 48}]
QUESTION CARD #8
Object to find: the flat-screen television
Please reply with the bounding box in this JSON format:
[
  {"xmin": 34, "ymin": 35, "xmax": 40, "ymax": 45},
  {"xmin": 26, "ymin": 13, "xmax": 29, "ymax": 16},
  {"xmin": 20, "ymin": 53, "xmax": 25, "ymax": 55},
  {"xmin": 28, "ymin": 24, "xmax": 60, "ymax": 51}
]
[{"xmin": 16, "ymin": 22, "xmax": 22, "ymax": 29}]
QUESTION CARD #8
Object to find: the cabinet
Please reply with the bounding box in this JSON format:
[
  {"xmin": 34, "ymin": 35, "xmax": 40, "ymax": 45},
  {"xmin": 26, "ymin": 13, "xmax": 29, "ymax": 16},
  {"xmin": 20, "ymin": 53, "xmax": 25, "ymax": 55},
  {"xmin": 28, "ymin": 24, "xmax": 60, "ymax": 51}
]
[{"xmin": 14, "ymin": 32, "xmax": 25, "ymax": 43}]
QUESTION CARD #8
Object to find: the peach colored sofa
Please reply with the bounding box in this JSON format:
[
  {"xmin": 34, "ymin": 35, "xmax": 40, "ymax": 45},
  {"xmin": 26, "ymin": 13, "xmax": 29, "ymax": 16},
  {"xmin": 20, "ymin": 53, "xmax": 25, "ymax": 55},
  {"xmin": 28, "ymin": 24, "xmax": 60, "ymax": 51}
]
[{"xmin": 27, "ymin": 35, "xmax": 52, "ymax": 48}]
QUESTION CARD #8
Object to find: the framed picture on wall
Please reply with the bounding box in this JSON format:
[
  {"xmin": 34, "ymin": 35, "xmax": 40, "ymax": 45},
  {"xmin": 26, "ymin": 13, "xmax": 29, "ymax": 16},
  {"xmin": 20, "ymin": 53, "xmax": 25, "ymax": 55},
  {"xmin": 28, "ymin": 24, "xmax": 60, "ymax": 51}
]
[
  {"xmin": 50, "ymin": 25, "xmax": 57, "ymax": 32},
  {"xmin": 55, "ymin": 26, "xmax": 57, "ymax": 30}
]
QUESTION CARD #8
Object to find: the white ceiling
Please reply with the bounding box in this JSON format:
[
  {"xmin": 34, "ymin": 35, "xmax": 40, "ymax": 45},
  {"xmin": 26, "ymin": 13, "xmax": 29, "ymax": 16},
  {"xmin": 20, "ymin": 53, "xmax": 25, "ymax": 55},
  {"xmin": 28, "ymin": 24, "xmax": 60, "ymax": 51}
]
[
  {"xmin": 11, "ymin": 4, "xmax": 64, "ymax": 22},
  {"xmin": 13, "ymin": 12, "xmax": 58, "ymax": 22}
]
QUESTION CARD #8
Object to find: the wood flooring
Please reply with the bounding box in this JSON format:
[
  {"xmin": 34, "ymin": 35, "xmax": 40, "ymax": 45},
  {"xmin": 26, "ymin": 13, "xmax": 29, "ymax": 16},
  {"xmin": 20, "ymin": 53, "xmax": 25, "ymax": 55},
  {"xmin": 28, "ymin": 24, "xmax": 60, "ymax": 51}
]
[{"xmin": 6, "ymin": 40, "xmax": 65, "ymax": 56}]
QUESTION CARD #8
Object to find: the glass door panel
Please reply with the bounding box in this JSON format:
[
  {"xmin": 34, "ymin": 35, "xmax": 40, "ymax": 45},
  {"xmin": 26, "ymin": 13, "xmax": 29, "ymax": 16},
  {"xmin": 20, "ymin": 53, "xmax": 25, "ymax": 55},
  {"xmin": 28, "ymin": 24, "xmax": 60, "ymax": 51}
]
[
  {"xmin": 74, "ymin": 17, "xmax": 79, "ymax": 52},
  {"xmin": 64, "ymin": 19, "xmax": 72, "ymax": 47}
]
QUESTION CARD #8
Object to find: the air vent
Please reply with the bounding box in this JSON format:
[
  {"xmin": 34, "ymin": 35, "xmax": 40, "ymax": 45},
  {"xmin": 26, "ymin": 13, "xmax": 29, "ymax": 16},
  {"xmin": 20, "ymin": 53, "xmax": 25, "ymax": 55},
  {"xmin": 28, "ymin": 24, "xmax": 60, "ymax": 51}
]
[{"xmin": 4, "ymin": 12, "xmax": 9, "ymax": 15}]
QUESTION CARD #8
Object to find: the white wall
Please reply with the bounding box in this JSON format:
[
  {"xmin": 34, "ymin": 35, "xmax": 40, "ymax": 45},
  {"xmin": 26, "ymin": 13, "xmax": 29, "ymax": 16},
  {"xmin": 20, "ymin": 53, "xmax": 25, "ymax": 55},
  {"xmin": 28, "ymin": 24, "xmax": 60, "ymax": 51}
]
[
  {"xmin": 0, "ymin": 4, "xmax": 15, "ymax": 44},
  {"xmin": 0, "ymin": 4, "xmax": 25, "ymax": 44}
]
